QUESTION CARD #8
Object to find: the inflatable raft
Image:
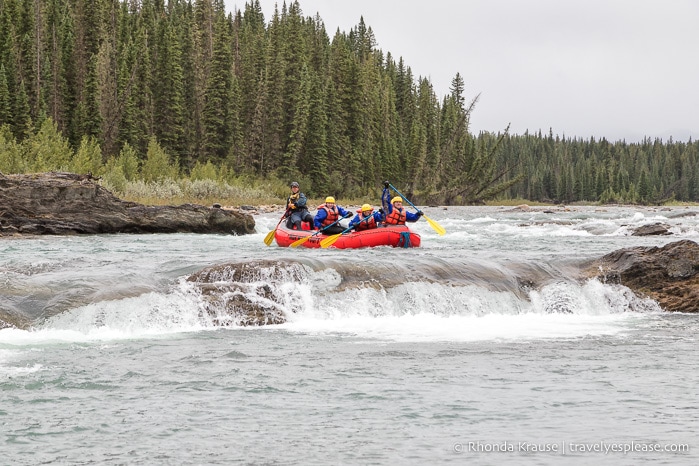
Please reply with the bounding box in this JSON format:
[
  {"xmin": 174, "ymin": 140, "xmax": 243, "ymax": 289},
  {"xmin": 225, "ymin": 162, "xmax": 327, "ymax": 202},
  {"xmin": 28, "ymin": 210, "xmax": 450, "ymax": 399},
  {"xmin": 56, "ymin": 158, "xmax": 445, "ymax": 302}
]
[{"xmin": 274, "ymin": 224, "xmax": 421, "ymax": 249}]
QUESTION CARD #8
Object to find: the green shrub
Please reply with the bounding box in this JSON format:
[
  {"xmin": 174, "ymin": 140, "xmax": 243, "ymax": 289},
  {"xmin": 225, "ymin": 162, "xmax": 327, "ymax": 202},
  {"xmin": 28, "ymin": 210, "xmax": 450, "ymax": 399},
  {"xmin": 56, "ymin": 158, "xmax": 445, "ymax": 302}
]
[
  {"xmin": 69, "ymin": 136, "xmax": 104, "ymax": 175},
  {"xmin": 190, "ymin": 161, "xmax": 219, "ymax": 181},
  {"xmin": 102, "ymin": 157, "xmax": 128, "ymax": 193},
  {"xmin": 24, "ymin": 119, "xmax": 73, "ymax": 172},
  {"xmin": 141, "ymin": 137, "xmax": 179, "ymax": 182},
  {"xmin": 0, "ymin": 125, "xmax": 25, "ymax": 173},
  {"xmin": 118, "ymin": 143, "xmax": 140, "ymax": 181}
]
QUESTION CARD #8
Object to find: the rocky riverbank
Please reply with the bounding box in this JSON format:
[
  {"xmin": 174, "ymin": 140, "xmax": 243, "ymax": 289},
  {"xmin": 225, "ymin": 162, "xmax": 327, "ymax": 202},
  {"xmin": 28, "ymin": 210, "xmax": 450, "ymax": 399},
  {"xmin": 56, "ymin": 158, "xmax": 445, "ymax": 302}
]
[
  {"xmin": 0, "ymin": 172, "xmax": 255, "ymax": 236},
  {"xmin": 586, "ymin": 239, "xmax": 699, "ymax": 313}
]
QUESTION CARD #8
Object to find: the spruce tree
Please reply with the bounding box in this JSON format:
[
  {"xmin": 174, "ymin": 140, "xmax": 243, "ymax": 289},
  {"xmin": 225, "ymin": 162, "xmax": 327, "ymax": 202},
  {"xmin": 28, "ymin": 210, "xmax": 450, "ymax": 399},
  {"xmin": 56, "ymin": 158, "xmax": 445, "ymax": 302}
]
[
  {"xmin": 13, "ymin": 80, "xmax": 33, "ymax": 140},
  {"xmin": 0, "ymin": 64, "xmax": 11, "ymax": 126},
  {"xmin": 154, "ymin": 17, "xmax": 186, "ymax": 164},
  {"xmin": 202, "ymin": 10, "xmax": 232, "ymax": 162},
  {"xmin": 302, "ymin": 73, "xmax": 329, "ymax": 197}
]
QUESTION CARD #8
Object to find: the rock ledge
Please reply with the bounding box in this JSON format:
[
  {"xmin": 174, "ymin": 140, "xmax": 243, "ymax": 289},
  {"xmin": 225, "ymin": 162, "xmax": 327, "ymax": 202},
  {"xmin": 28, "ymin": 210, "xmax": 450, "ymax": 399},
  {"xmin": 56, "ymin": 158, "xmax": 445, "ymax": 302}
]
[
  {"xmin": 588, "ymin": 239, "xmax": 699, "ymax": 313},
  {"xmin": 0, "ymin": 172, "xmax": 254, "ymax": 236}
]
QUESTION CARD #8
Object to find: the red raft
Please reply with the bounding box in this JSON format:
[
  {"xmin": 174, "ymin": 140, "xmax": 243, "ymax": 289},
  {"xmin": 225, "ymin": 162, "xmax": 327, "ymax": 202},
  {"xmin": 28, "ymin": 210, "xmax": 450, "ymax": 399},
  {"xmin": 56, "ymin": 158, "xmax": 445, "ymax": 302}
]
[{"xmin": 274, "ymin": 224, "xmax": 421, "ymax": 249}]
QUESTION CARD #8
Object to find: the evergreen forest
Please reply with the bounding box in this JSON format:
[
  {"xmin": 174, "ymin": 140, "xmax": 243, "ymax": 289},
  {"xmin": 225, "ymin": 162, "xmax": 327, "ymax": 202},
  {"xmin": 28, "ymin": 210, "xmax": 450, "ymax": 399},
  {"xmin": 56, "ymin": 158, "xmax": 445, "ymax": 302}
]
[{"xmin": 0, "ymin": 0, "xmax": 696, "ymax": 205}]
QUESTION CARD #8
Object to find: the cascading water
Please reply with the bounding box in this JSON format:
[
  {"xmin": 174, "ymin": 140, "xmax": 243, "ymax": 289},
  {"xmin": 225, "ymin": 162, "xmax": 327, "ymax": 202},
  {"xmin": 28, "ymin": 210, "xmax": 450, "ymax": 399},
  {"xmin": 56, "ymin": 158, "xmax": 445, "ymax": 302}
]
[{"xmin": 1, "ymin": 206, "xmax": 696, "ymax": 465}]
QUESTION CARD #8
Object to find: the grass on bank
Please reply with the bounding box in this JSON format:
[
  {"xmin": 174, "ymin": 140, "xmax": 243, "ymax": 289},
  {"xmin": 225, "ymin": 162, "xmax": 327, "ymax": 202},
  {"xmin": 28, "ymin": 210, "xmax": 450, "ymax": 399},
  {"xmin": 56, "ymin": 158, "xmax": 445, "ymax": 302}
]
[
  {"xmin": 4, "ymin": 121, "xmax": 698, "ymax": 209},
  {"xmin": 111, "ymin": 178, "xmax": 284, "ymax": 207},
  {"xmin": 106, "ymin": 177, "xmax": 369, "ymax": 208}
]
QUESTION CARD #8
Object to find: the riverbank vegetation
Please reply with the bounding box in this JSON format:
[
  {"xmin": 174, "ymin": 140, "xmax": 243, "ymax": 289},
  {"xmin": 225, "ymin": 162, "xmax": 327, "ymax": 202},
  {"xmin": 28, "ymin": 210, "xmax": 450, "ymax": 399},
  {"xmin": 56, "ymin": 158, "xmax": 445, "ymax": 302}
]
[{"xmin": 0, "ymin": 0, "xmax": 696, "ymax": 206}]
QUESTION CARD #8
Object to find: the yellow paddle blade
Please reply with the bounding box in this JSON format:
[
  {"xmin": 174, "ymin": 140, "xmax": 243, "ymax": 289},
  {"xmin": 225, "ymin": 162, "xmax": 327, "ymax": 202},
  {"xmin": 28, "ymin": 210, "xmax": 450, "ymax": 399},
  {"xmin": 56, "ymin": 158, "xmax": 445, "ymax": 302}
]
[
  {"xmin": 263, "ymin": 229, "xmax": 276, "ymax": 246},
  {"xmin": 320, "ymin": 233, "xmax": 342, "ymax": 248},
  {"xmin": 424, "ymin": 214, "xmax": 446, "ymax": 235},
  {"xmin": 289, "ymin": 235, "xmax": 312, "ymax": 248}
]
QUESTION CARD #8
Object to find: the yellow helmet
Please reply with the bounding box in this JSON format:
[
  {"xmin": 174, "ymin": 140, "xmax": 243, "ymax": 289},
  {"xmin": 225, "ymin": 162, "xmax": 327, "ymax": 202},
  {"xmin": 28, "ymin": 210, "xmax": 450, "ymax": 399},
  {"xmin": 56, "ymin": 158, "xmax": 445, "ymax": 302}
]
[
  {"xmin": 325, "ymin": 196, "xmax": 335, "ymax": 203},
  {"xmin": 391, "ymin": 196, "xmax": 403, "ymax": 204},
  {"xmin": 361, "ymin": 204, "xmax": 373, "ymax": 212}
]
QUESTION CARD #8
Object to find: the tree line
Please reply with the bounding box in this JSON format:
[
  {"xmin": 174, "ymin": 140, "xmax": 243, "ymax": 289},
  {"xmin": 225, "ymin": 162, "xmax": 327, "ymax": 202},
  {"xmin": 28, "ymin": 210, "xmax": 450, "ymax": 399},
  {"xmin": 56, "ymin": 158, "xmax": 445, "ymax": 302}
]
[
  {"xmin": 487, "ymin": 131, "xmax": 699, "ymax": 204},
  {"xmin": 0, "ymin": 0, "xmax": 695, "ymax": 205}
]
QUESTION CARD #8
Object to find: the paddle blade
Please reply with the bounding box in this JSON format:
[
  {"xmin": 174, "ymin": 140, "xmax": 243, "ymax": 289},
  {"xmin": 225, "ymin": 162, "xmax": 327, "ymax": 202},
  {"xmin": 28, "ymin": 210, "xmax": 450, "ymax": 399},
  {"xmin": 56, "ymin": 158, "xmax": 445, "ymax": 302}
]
[
  {"xmin": 263, "ymin": 229, "xmax": 276, "ymax": 246},
  {"xmin": 289, "ymin": 236, "xmax": 311, "ymax": 248},
  {"xmin": 320, "ymin": 233, "xmax": 342, "ymax": 248},
  {"xmin": 424, "ymin": 214, "xmax": 446, "ymax": 235}
]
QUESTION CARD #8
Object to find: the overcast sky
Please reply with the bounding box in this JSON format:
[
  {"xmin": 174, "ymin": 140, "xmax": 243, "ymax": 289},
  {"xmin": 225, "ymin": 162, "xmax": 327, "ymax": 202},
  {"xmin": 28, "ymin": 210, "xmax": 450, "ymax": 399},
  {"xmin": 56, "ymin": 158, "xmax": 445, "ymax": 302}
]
[{"xmin": 224, "ymin": 0, "xmax": 698, "ymax": 143}]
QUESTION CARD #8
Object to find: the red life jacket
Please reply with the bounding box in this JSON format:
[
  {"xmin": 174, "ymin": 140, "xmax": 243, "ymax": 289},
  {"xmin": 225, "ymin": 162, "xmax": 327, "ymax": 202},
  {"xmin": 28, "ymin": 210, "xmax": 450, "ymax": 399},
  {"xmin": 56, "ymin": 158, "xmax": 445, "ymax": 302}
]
[
  {"xmin": 319, "ymin": 204, "xmax": 339, "ymax": 226},
  {"xmin": 385, "ymin": 207, "xmax": 406, "ymax": 225},
  {"xmin": 355, "ymin": 213, "xmax": 377, "ymax": 231}
]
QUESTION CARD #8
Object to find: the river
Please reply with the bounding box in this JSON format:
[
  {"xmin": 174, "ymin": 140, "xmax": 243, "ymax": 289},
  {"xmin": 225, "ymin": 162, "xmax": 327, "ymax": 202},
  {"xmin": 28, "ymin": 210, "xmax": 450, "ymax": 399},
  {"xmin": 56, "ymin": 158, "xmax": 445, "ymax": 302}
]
[{"xmin": 1, "ymin": 205, "xmax": 697, "ymax": 464}]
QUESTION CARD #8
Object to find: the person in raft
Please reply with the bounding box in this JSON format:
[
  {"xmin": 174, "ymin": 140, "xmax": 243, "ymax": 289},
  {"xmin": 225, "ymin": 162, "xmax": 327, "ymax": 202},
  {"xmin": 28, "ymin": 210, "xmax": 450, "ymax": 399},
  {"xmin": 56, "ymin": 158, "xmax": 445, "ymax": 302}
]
[
  {"xmin": 381, "ymin": 182, "xmax": 422, "ymax": 225},
  {"xmin": 314, "ymin": 196, "xmax": 352, "ymax": 234},
  {"xmin": 349, "ymin": 204, "xmax": 383, "ymax": 231},
  {"xmin": 285, "ymin": 181, "xmax": 314, "ymax": 230}
]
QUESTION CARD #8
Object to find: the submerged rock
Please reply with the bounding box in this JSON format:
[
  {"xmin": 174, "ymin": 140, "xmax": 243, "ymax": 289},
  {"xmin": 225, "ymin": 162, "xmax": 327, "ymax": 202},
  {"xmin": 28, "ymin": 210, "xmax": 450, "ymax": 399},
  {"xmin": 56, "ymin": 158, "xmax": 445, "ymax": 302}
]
[
  {"xmin": 631, "ymin": 223, "xmax": 671, "ymax": 236},
  {"xmin": 0, "ymin": 312, "xmax": 17, "ymax": 329},
  {"xmin": 588, "ymin": 239, "xmax": 699, "ymax": 313},
  {"xmin": 0, "ymin": 172, "xmax": 255, "ymax": 236},
  {"xmin": 186, "ymin": 260, "xmax": 309, "ymax": 326}
]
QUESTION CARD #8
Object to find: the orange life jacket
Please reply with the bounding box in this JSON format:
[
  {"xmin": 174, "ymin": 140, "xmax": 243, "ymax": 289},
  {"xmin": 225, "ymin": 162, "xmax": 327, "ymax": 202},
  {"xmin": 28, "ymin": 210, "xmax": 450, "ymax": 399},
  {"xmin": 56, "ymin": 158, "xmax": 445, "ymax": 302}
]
[
  {"xmin": 355, "ymin": 213, "xmax": 377, "ymax": 231},
  {"xmin": 385, "ymin": 207, "xmax": 406, "ymax": 225},
  {"xmin": 319, "ymin": 204, "xmax": 339, "ymax": 226}
]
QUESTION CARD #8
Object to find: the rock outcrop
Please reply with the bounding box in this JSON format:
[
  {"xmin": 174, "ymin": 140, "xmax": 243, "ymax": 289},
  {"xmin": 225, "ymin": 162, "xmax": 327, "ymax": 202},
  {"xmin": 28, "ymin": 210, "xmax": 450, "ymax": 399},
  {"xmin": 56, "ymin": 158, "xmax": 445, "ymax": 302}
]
[
  {"xmin": 186, "ymin": 240, "xmax": 699, "ymax": 327},
  {"xmin": 186, "ymin": 260, "xmax": 309, "ymax": 326},
  {"xmin": 0, "ymin": 172, "xmax": 255, "ymax": 235},
  {"xmin": 631, "ymin": 223, "xmax": 671, "ymax": 236},
  {"xmin": 588, "ymin": 239, "xmax": 699, "ymax": 313}
]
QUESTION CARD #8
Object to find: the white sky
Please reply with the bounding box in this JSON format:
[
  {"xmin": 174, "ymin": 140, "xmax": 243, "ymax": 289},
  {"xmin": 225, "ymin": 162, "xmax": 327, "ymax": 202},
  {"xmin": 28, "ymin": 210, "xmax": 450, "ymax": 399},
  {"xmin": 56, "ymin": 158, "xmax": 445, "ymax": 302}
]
[{"xmin": 224, "ymin": 0, "xmax": 698, "ymax": 143}]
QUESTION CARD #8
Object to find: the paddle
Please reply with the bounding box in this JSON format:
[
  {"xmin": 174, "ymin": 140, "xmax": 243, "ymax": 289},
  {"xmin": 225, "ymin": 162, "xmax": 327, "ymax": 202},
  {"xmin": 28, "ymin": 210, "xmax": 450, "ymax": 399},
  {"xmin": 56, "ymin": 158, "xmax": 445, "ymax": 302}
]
[
  {"xmin": 289, "ymin": 215, "xmax": 346, "ymax": 248},
  {"xmin": 320, "ymin": 213, "xmax": 375, "ymax": 248},
  {"xmin": 320, "ymin": 225, "xmax": 353, "ymax": 248},
  {"xmin": 264, "ymin": 209, "xmax": 290, "ymax": 246},
  {"xmin": 388, "ymin": 183, "xmax": 446, "ymax": 235}
]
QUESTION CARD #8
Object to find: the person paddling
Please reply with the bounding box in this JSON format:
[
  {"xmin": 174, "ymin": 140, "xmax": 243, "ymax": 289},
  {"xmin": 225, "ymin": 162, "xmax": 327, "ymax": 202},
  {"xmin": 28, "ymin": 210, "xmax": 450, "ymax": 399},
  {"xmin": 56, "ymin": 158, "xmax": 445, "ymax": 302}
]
[
  {"xmin": 285, "ymin": 181, "xmax": 314, "ymax": 230},
  {"xmin": 381, "ymin": 183, "xmax": 422, "ymax": 225},
  {"xmin": 349, "ymin": 204, "xmax": 383, "ymax": 230},
  {"xmin": 314, "ymin": 196, "xmax": 352, "ymax": 234}
]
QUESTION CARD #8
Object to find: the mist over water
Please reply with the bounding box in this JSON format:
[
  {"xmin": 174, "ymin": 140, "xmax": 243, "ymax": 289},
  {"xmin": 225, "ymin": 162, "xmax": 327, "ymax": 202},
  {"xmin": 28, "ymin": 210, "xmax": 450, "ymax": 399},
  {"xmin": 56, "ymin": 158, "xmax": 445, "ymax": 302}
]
[{"xmin": 1, "ymin": 206, "xmax": 697, "ymax": 464}]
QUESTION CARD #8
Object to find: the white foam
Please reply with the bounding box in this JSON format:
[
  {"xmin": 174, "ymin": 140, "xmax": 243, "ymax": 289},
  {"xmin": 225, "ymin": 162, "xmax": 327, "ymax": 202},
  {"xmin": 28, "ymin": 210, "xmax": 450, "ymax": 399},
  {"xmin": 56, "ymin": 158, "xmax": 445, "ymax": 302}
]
[
  {"xmin": 32, "ymin": 287, "xmax": 210, "ymax": 342},
  {"xmin": 0, "ymin": 347, "xmax": 42, "ymax": 379},
  {"xmin": 275, "ymin": 279, "xmax": 659, "ymax": 342},
  {"xmin": 277, "ymin": 312, "xmax": 644, "ymax": 343},
  {"xmin": 0, "ymin": 273, "xmax": 659, "ymax": 345},
  {"xmin": 480, "ymin": 222, "xmax": 593, "ymax": 238}
]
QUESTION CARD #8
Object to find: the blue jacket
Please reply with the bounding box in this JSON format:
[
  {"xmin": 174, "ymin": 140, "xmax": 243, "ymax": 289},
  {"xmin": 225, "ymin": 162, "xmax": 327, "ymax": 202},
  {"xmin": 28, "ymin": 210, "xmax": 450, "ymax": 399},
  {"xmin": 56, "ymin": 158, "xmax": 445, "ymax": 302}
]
[
  {"xmin": 314, "ymin": 204, "xmax": 351, "ymax": 229},
  {"xmin": 381, "ymin": 188, "xmax": 420, "ymax": 222},
  {"xmin": 349, "ymin": 211, "xmax": 383, "ymax": 229}
]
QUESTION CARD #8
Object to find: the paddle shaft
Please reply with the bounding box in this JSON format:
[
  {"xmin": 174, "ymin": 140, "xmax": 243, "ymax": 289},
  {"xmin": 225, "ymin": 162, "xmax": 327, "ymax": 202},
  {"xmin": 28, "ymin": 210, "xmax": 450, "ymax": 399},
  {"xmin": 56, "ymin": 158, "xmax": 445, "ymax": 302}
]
[
  {"xmin": 275, "ymin": 209, "xmax": 289, "ymax": 228},
  {"xmin": 264, "ymin": 209, "xmax": 290, "ymax": 245},
  {"xmin": 388, "ymin": 183, "xmax": 421, "ymax": 213},
  {"xmin": 290, "ymin": 214, "xmax": 347, "ymax": 247},
  {"xmin": 321, "ymin": 213, "xmax": 376, "ymax": 248},
  {"xmin": 387, "ymin": 183, "xmax": 446, "ymax": 235}
]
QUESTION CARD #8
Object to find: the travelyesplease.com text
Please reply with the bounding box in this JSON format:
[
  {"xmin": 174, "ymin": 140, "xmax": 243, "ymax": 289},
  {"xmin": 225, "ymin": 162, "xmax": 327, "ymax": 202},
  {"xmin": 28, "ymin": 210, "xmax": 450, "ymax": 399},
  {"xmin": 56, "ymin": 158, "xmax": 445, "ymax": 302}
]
[{"xmin": 454, "ymin": 441, "xmax": 689, "ymax": 455}]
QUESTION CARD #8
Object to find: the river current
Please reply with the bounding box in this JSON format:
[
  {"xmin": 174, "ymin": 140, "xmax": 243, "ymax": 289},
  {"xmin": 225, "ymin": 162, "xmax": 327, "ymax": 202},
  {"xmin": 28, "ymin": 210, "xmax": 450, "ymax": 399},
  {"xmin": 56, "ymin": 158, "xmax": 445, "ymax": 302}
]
[{"xmin": 1, "ymin": 205, "xmax": 697, "ymax": 465}]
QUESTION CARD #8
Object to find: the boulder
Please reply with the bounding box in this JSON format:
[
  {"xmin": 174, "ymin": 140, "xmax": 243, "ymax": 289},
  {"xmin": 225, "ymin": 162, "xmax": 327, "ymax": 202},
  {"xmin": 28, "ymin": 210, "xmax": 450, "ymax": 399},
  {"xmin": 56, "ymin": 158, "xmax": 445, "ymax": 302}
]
[
  {"xmin": 631, "ymin": 223, "xmax": 671, "ymax": 236},
  {"xmin": 186, "ymin": 260, "xmax": 308, "ymax": 326},
  {"xmin": 588, "ymin": 239, "xmax": 699, "ymax": 313},
  {"xmin": 0, "ymin": 172, "xmax": 255, "ymax": 235}
]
